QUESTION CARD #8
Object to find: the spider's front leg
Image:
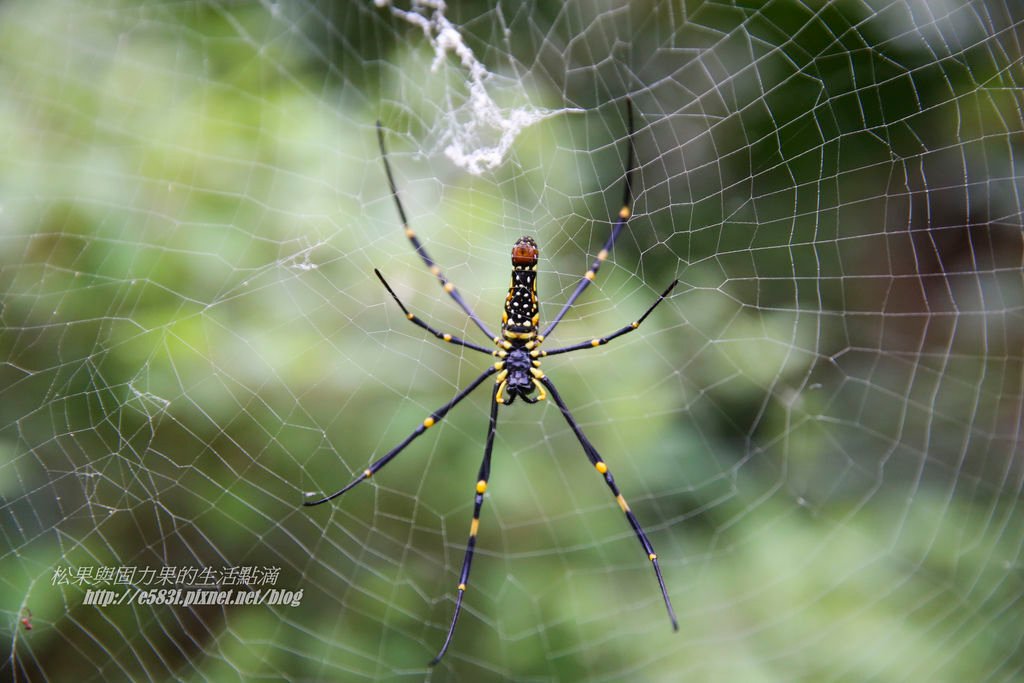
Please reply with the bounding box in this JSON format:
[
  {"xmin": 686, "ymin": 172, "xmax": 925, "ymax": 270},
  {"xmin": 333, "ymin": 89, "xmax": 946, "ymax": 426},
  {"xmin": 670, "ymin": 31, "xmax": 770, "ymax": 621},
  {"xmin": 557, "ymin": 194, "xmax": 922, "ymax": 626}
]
[
  {"xmin": 302, "ymin": 366, "xmax": 497, "ymax": 506},
  {"xmin": 431, "ymin": 382, "xmax": 501, "ymax": 665},
  {"xmin": 539, "ymin": 375, "xmax": 678, "ymax": 632}
]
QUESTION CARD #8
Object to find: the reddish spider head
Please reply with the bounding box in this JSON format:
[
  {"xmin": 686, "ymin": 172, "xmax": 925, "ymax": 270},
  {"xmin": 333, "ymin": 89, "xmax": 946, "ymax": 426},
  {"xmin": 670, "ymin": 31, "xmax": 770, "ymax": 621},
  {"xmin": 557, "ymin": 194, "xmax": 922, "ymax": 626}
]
[{"xmin": 511, "ymin": 236, "xmax": 538, "ymax": 267}]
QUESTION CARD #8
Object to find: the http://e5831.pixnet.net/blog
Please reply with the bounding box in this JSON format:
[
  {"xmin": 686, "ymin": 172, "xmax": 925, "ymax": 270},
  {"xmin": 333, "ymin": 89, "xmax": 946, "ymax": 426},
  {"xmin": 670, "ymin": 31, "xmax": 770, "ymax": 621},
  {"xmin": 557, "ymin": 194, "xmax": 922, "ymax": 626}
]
[{"xmin": 52, "ymin": 564, "xmax": 303, "ymax": 609}]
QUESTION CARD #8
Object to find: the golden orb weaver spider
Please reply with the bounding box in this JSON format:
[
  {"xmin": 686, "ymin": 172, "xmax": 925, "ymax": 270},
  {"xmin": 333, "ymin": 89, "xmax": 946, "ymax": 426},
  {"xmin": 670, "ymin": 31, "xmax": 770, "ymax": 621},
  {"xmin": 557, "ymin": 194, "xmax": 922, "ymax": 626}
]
[{"xmin": 304, "ymin": 100, "xmax": 679, "ymax": 664}]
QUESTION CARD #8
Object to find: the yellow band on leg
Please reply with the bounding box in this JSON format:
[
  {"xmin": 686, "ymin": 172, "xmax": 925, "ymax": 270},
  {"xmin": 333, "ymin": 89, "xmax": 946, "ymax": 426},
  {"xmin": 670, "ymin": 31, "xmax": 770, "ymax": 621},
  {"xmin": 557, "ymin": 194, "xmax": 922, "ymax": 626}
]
[{"xmin": 532, "ymin": 379, "xmax": 547, "ymax": 401}]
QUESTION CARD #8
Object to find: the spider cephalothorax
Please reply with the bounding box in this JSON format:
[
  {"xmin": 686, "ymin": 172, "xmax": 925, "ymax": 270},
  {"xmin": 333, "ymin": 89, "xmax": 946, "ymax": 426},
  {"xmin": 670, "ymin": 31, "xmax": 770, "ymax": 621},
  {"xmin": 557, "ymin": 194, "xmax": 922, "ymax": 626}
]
[
  {"xmin": 495, "ymin": 342, "xmax": 540, "ymax": 404},
  {"xmin": 305, "ymin": 101, "xmax": 679, "ymax": 665}
]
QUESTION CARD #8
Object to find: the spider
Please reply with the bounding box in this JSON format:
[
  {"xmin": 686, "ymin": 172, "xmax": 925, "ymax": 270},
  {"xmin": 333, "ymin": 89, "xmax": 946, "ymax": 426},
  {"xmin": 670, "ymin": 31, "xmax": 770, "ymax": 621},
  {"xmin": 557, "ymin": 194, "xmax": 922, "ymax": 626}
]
[{"xmin": 304, "ymin": 101, "xmax": 679, "ymax": 664}]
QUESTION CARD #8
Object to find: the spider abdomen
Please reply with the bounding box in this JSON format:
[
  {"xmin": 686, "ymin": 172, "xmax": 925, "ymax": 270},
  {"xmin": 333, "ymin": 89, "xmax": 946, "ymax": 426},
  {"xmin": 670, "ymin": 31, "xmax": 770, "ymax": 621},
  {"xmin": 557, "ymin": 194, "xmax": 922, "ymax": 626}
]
[{"xmin": 502, "ymin": 236, "xmax": 539, "ymax": 340}]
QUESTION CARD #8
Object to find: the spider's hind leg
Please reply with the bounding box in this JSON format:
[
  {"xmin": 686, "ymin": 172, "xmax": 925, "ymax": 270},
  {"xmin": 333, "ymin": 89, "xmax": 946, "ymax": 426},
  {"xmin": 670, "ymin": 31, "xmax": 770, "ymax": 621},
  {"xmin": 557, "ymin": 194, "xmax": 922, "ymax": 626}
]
[
  {"xmin": 376, "ymin": 122, "xmax": 496, "ymax": 341},
  {"xmin": 374, "ymin": 268, "xmax": 493, "ymax": 354},
  {"xmin": 543, "ymin": 99, "xmax": 636, "ymax": 337}
]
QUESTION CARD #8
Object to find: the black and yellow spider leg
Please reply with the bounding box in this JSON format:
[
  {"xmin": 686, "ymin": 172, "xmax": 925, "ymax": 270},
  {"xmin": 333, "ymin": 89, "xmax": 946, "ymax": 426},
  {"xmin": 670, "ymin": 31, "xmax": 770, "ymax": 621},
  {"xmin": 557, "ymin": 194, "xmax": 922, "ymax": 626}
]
[
  {"xmin": 431, "ymin": 382, "xmax": 501, "ymax": 665},
  {"xmin": 375, "ymin": 269, "xmax": 493, "ymax": 355},
  {"xmin": 543, "ymin": 99, "xmax": 635, "ymax": 337},
  {"xmin": 303, "ymin": 366, "xmax": 498, "ymax": 507},
  {"xmin": 543, "ymin": 279, "xmax": 678, "ymax": 357},
  {"xmin": 539, "ymin": 376, "xmax": 679, "ymax": 631},
  {"xmin": 376, "ymin": 122, "xmax": 497, "ymax": 341}
]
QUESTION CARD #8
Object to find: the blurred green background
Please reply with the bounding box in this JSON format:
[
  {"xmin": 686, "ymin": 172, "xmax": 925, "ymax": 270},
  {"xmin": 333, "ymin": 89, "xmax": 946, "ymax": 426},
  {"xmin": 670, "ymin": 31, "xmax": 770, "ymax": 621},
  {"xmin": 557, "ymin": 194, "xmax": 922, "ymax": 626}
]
[{"xmin": 2, "ymin": 0, "xmax": 1023, "ymax": 680}]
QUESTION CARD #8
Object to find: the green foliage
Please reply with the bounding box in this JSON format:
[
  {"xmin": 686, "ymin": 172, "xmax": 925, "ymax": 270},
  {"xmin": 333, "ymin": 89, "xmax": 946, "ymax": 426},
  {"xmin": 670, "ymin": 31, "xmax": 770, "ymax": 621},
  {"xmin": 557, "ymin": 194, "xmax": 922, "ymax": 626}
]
[{"xmin": 1, "ymin": 1, "xmax": 1021, "ymax": 680}]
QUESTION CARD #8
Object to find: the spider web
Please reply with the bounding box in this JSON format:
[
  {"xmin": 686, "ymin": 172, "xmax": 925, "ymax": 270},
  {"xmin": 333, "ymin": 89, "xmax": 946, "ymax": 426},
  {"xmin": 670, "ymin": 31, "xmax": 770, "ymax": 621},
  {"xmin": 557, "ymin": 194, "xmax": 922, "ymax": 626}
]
[{"xmin": 2, "ymin": 0, "xmax": 1023, "ymax": 680}]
